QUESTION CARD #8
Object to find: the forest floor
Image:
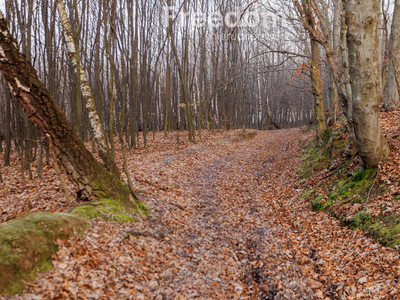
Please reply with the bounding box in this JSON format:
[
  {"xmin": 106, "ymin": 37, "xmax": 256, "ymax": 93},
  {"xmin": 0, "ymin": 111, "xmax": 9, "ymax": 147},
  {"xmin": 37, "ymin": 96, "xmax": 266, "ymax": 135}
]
[{"xmin": 1, "ymin": 127, "xmax": 400, "ymax": 299}]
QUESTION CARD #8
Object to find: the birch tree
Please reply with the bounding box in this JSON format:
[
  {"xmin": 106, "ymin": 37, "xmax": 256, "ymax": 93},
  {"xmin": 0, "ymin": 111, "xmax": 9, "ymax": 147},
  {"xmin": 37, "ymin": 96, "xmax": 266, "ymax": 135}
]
[{"xmin": 56, "ymin": 0, "xmax": 120, "ymax": 177}]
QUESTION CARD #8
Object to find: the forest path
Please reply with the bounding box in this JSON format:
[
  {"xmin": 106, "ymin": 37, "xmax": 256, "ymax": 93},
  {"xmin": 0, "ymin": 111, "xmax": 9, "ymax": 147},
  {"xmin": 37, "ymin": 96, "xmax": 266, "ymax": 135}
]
[{"xmin": 12, "ymin": 129, "xmax": 400, "ymax": 299}]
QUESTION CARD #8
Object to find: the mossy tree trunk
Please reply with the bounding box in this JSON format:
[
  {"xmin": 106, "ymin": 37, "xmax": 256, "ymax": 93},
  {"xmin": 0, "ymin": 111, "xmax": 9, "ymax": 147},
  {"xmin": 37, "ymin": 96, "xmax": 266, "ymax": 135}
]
[
  {"xmin": 346, "ymin": 0, "xmax": 390, "ymax": 168},
  {"xmin": 0, "ymin": 12, "xmax": 128, "ymax": 201}
]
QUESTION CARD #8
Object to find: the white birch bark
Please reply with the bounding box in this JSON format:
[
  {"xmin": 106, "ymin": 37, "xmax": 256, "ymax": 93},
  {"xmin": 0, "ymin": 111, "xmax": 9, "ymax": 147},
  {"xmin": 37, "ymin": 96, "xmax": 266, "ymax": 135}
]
[{"xmin": 56, "ymin": 0, "xmax": 120, "ymax": 177}]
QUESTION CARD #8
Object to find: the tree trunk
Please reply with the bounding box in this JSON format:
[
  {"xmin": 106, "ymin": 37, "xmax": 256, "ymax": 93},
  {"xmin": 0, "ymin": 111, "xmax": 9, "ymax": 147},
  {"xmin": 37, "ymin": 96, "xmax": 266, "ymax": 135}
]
[
  {"xmin": 0, "ymin": 12, "xmax": 128, "ymax": 202},
  {"xmin": 346, "ymin": 0, "xmax": 390, "ymax": 168},
  {"xmin": 330, "ymin": 0, "xmax": 341, "ymax": 121},
  {"xmin": 3, "ymin": 81, "xmax": 11, "ymax": 166},
  {"xmin": 384, "ymin": 0, "xmax": 400, "ymax": 111},
  {"xmin": 301, "ymin": 0, "xmax": 326, "ymax": 140},
  {"xmin": 310, "ymin": 37, "xmax": 327, "ymax": 140},
  {"xmin": 294, "ymin": 0, "xmax": 357, "ymax": 153},
  {"xmin": 56, "ymin": 0, "xmax": 120, "ymax": 178}
]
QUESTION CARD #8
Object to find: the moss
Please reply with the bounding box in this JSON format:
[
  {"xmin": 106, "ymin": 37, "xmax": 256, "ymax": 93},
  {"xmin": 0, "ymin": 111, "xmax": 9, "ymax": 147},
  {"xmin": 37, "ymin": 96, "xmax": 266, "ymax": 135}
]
[
  {"xmin": 302, "ymin": 123, "xmax": 317, "ymax": 133},
  {"xmin": 337, "ymin": 177, "xmax": 348, "ymax": 187},
  {"xmin": 352, "ymin": 170, "xmax": 367, "ymax": 183},
  {"xmin": 333, "ymin": 139, "xmax": 345, "ymax": 150},
  {"xmin": 320, "ymin": 128, "xmax": 333, "ymax": 144},
  {"xmin": 339, "ymin": 169, "xmax": 378, "ymax": 201},
  {"xmin": 367, "ymin": 215, "xmax": 400, "ymax": 248},
  {"xmin": 311, "ymin": 196, "xmax": 325, "ymax": 211},
  {"xmin": 338, "ymin": 182, "xmax": 356, "ymax": 196},
  {"xmin": 92, "ymin": 172, "xmax": 133, "ymax": 206},
  {"xmin": 0, "ymin": 212, "xmax": 88, "ymax": 295},
  {"xmin": 351, "ymin": 197, "xmax": 364, "ymax": 204},
  {"xmin": 297, "ymin": 145, "xmax": 321, "ymax": 178},
  {"xmin": 329, "ymin": 192, "xmax": 338, "ymax": 201},
  {"xmin": 134, "ymin": 198, "xmax": 150, "ymax": 216},
  {"xmin": 71, "ymin": 198, "xmax": 138, "ymax": 223},
  {"xmin": 347, "ymin": 210, "xmax": 372, "ymax": 228},
  {"xmin": 311, "ymin": 199, "xmax": 323, "ymax": 211},
  {"xmin": 297, "ymin": 133, "xmax": 336, "ymax": 178},
  {"xmin": 311, "ymin": 197, "xmax": 333, "ymax": 212},
  {"xmin": 323, "ymin": 200, "xmax": 333, "ymax": 210},
  {"xmin": 352, "ymin": 168, "xmax": 377, "ymax": 183},
  {"xmin": 298, "ymin": 126, "xmax": 400, "ymax": 251}
]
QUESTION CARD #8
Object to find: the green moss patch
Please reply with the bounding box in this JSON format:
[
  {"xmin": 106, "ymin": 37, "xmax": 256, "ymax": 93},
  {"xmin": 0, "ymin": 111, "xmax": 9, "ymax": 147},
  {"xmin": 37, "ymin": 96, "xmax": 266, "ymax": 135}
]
[
  {"xmin": 0, "ymin": 194, "xmax": 150, "ymax": 296},
  {"xmin": 70, "ymin": 198, "xmax": 148, "ymax": 222},
  {"xmin": 297, "ymin": 128, "xmax": 343, "ymax": 178},
  {"xmin": 298, "ymin": 125, "xmax": 400, "ymax": 251},
  {"xmin": 312, "ymin": 198, "xmax": 333, "ymax": 212},
  {"xmin": 347, "ymin": 209, "xmax": 372, "ymax": 228},
  {"xmin": 367, "ymin": 215, "xmax": 400, "ymax": 248},
  {"xmin": 0, "ymin": 212, "xmax": 88, "ymax": 295}
]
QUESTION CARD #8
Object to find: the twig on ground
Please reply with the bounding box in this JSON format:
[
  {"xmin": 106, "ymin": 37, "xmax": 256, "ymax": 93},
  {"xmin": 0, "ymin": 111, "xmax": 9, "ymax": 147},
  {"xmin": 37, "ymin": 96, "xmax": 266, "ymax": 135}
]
[{"xmin": 366, "ymin": 169, "xmax": 380, "ymax": 203}]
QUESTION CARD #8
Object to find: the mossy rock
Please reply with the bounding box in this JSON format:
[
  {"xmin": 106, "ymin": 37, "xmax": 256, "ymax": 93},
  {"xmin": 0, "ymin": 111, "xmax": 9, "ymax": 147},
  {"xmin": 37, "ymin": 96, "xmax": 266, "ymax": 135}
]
[
  {"xmin": 0, "ymin": 212, "xmax": 88, "ymax": 295},
  {"xmin": 0, "ymin": 196, "xmax": 149, "ymax": 296},
  {"xmin": 70, "ymin": 198, "xmax": 149, "ymax": 222}
]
